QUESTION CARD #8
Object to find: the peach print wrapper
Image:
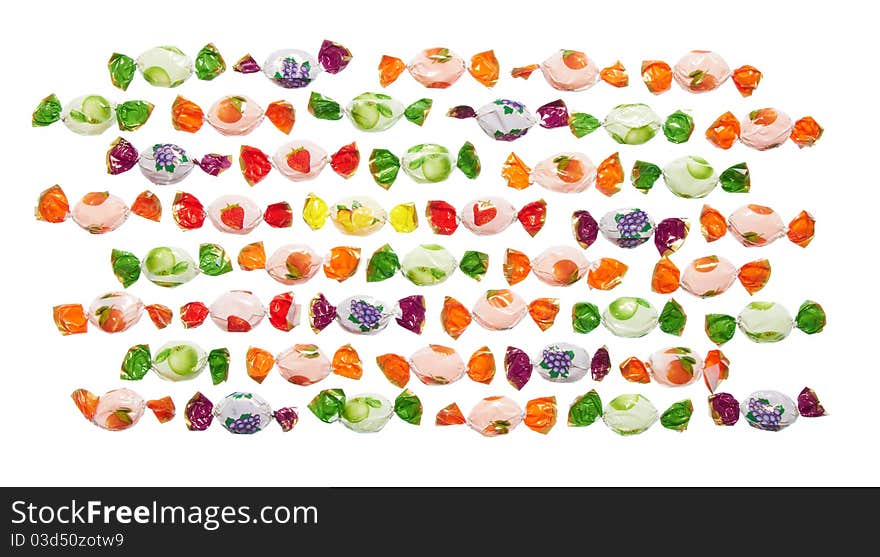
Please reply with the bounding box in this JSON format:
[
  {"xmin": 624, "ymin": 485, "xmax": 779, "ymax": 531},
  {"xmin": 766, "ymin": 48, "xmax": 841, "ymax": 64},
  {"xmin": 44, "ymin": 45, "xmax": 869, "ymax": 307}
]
[
  {"xmin": 409, "ymin": 345, "xmax": 466, "ymax": 385},
  {"xmin": 467, "ymin": 396, "xmax": 524, "ymax": 437},
  {"xmin": 72, "ymin": 388, "xmax": 145, "ymax": 431}
]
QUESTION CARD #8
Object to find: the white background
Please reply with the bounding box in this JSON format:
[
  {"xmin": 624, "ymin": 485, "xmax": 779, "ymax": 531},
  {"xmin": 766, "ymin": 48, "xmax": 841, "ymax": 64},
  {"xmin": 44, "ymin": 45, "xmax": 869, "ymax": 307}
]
[{"xmin": 2, "ymin": 0, "xmax": 876, "ymax": 487}]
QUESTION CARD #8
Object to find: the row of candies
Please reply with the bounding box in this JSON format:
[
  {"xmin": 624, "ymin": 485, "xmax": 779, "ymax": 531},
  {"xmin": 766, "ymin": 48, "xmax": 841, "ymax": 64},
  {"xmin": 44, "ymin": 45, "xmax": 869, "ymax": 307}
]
[
  {"xmin": 34, "ymin": 91, "xmax": 822, "ymax": 151},
  {"xmin": 104, "ymin": 44, "xmax": 762, "ymax": 96},
  {"xmin": 72, "ymin": 385, "xmax": 827, "ymax": 435},
  {"xmin": 53, "ymin": 288, "xmax": 825, "ymax": 345}
]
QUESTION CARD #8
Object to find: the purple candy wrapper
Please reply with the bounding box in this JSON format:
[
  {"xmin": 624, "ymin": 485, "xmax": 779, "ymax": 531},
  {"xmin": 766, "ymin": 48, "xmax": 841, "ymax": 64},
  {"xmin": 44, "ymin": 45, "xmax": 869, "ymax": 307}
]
[
  {"xmin": 396, "ymin": 295, "xmax": 426, "ymax": 335},
  {"xmin": 572, "ymin": 210, "xmax": 599, "ymax": 249},
  {"xmin": 185, "ymin": 392, "xmax": 213, "ymax": 431},
  {"xmin": 107, "ymin": 137, "xmax": 138, "ymax": 175},
  {"xmin": 233, "ymin": 54, "xmax": 261, "ymax": 74},
  {"xmin": 447, "ymin": 105, "xmax": 477, "ymax": 119},
  {"xmin": 537, "ymin": 99, "xmax": 569, "ymax": 129},
  {"xmin": 274, "ymin": 407, "xmax": 299, "ymax": 432},
  {"xmin": 654, "ymin": 217, "xmax": 690, "ymax": 256},
  {"xmin": 309, "ymin": 293, "xmax": 337, "ymax": 333},
  {"xmin": 709, "ymin": 393, "xmax": 740, "ymax": 426},
  {"xmin": 505, "ymin": 346, "xmax": 532, "ymax": 391},
  {"xmin": 318, "ymin": 40, "xmax": 352, "ymax": 74},
  {"xmin": 196, "ymin": 153, "xmax": 232, "ymax": 176},
  {"xmin": 591, "ymin": 346, "xmax": 611, "ymax": 381},
  {"xmin": 797, "ymin": 387, "xmax": 826, "ymax": 417}
]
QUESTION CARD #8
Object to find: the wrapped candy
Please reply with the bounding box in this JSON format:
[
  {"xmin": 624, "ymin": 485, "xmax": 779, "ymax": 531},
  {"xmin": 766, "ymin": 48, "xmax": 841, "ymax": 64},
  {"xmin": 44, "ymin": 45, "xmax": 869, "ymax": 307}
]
[
  {"xmin": 672, "ymin": 51, "xmax": 731, "ymax": 92},
  {"xmin": 205, "ymin": 95, "xmax": 264, "ymax": 135},
  {"xmin": 531, "ymin": 246, "xmax": 590, "ymax": 286},
  {"xmin": 261, "ymin": 41, "xmax": 352, "ymax": 88},
  {"xmin": 266, "ymin": 244, "xmax": 321, "ymax": 285},
  {"xmin": 323, "ymin": 246, "xmax": 361, "ymax": 282},
  {"xmin": 505, "ymin": 346, "xmax": 532, "ymax": 390},
  {"xmin": 736, "ymin": 300, "xmax": 826, "ymax": 343},
  {"xmin": 266, "ymin": 101, "xmax": 296, "ymax": 134},
  {"xmin": 410, "ymin": 345, "xmax": 466, "ymax": 385},
  {"xmin": 273, "ymin": 140, "xmax": 328, "ymax": 181},
  {"xmin": 451, "ymin": 99, "xmax": 536, "ymax": 141},
  {"xmin": 602, "ymin": 297, "xmax": 658, "ymax": 338},
  {"xmin": 534, "ymin": 49, "xmax": 600, "ymax": 91},
  {"xmin": 209, "ymin": 291, "xmax": 266, "ymax": 332},
  {"xmin": 52, "ymin": 191, "xmax": 129, "ymax": 234},
  {"xmin": 276, "ymin": 344, "xmax": 331, "ymax": 385},
  {"xmin": 661, "ymin": 400, "xmax": 693, "ymax": 432},
  {"xmin": 798, "ymin": 387, "xmax": 827, "ymax": 417},
  {"xmin": 460, "ymin": 197, "xmax": 517, "ymax": 235},
  {"xmin": 107, "ymin": 139, "xmax": 231, "ymax": 185},
  {"xmin": 740, "ymin": 108, "xmax": 793, "ymax": 150},
  {"xmin": 531, "ymin": 152, "xmax": 596, "ymax": 193},
  {"xmin": 309, "ymin": 293, "xmax": 425, "ymax": 336},
  {"xmin": 679, "ymin": 255, "xmax": 771, "ymax": 297},
  {"xmin": 401, "ymin": 245, "xmax": 457, "ymax": 286},
  {"xmin": 72, "ymin": 388, "xmax": 146, "ymax": 431},
  {"xmin": 59, "ymin": 292, "xmax": 144, "ymax": 334},
  {"xmin": 641, "ymin": 60, "xmax": 672, "ymax": 94},
  {"xmin": 341, "ymin": 394, "xmax": 394, "ymax": 433},
  {"xmin": 663, "ymin": 156, "xmax": 718, "ymax": 198},
  {"xmin": 534, "ymin": 343, "xmax": 589, "ymax": 382},
  {"xmin": 586, "ymin": 258, "xmax": 628, "ymax": 290},
  {"xmin": 207, "ymin": 195, "xmax": 262, "ymax": 234},
  {"xmin": 568, "ymin": 390, "xmax": 603, "ymax": 426},
  {"xmin": 602, "ymin": 394, "xmax": 658, "ymax": 435},
  {"xmin": 214, "ymin": 393, "xmax": 274, "ymax": 434},
  {"xmin": 603, "ymin": 104, "xmax": 662, "ymax": 145},
  {"xmin": 152, "ymin": 341, "xmax": 207, "ymax": 381},
  {"xmin": 330, "ymin": 196, "xmax": 387, "ymax": 235},
  {"xmin": 345, "ymin": 92, "xmax": 405, "ymax": 131},
  {"xmin": 663, "ymin": 111, "xmax": 694, "ymax": 144},
  {"xmin": 725, "ymin": 205, "xmax": 816, "ymax": 247},
  {"xmin": 742, "ymin": 391, "xmax": 798, "ymax": 432},
  {"xmin": 109, "ymin": 46, "xmax": 193, "ymax": 89},
  {"xmin": 472, "ymin": 289, "xmax": 527, "ymax": 331},
  {"xmin": 467, "ymin": 396, "xmax": 524, "ymax": 437},
  {"xmin": 600, "ymin": 208, "xmax": 655, "ymax": 248},
  {"xmin": 791, "ymin": 116, "xmax": 823, "ymax": 148},
  {"xmin": 525, "ymin": 397, "xmax": 558, "ymax": 434},
  {"xmin": 647, "ymin": 347, "xmax": 702, "ymax": 387},
  {"xmin": 528, "ymin": 298, "xmax": 560, "ymax": 330},
  {"xmin": 384, "ymin": 47, "xmax": 466, "ymax": 88},
  {"xmin": 141, "ymin": 246, "xmax": 198, "ymax": 287},
  {"xmin": 33, "ymin": 94, "xmax": 153, "ymax": 134},
  {"xmin": 401, "ymin": 144, "xmax": 453, "ymax": 183},
  {"xmin": 709, "ymin": 393, "xmax": 740, "ymax": 426}
]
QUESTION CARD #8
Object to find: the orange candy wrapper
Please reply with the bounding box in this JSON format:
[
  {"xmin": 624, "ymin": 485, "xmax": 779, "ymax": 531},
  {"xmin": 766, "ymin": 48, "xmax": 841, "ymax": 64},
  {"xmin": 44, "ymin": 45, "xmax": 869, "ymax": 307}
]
[
  {"xmin": 596, "ymin": 152, "xmax": 624, "ymax": 196},
  {"xmin": 790, "ymin": 116, "xmax": 823, "ymax": 148},
  {"xmin": 732, "ymin": 65, "xmax": 762, "ymax": 97},
  {"xmin": 171, "ymin": 95, "xmax": 204, "ymax": 133},
  {"xmin": 246, "ymin": 347, "xmax": 275, "ymax": 384},
  {"xmin": 503, "ymin": 248, "xmax": 532, "ymax": 286},
  {"xmin": 378, "ymin": 55, "xmax": 406, "ymax": 87},
  {"xmin": 332, "ymin": 344, "xmax": 363, "ymax": 379},
  {"xmin": 436, "ymin": 403, "xmax": 467, "ymax": 426},
  {"xmin": 600, "ymin": 61, "xmax": 628, "ymax": 87},
  {"xmin": 737, "ymin": 259, "xmax": 772, "ymax": 295},
  {"xmin": 376, "ymin": 353, "xmax": 410, "ymax": 388},
  {"xmin": 620, "ymin": 356, "xmax": 651, "ymax": 383},
  {"xmin": 501, "ymin": 152, "xmax": 532, "ymax": 190},
  {"xmin": 441, "ymin": 296, "xmax": 472, "ymax": 340},
  {"xmin": 36, "ymin": 185, "xmax": 69, "ymax": 223},
  {"xmin": 145, "ymin": 304, "xmax": 172, "ymax": 329},
  {"xmin": 705, "ymin": 111, "xmax": 741, "ymax": 149},
  {"xmin": 468, "ymin": 50, "xmax": 499, "ymax": 87},
  {"xmin": 524, "ymin": 396, "xmax": 558, "ymax": 434},
  {"xmin": 323, "ymin": 246, "xmax": 361, "ymax": 282},
  {"xmin": 467, "ymin": 346, "xmax": 496, "ymax": 384},
  {"xmin": 700, "ymin": 205, "xmax": 728, "ymax": 242},
  {"xmin": 53, "ymin": 304, "xmax": 88, "ymax": 335},
  {"xmin": 237, "ymin": 242, "xmax": 266, "ymax": 271},
  {"xmin": 641, "ymin": 60, "xmax": 672, "ymax": 94},
  {"xmin": 146, "ymin": 397, "xmax": 176, "ymax": 423},
  {"xmin": 131, "ymin": 190, "xmax": 162, "ymax": 221},
  {"xmin": 528, "ymin": 298, "xmax": 559, "ymax": 331},
  {"xmin": 265, "ymin": 100, "xmax": 295, "ymax": 134},
  {"xmin": 652, "ymin": 257, "xmax": 681, "ymax": 294},
  {"xmin": 587, "ymin": 258, "xmax": 628, "ymax": 290}
]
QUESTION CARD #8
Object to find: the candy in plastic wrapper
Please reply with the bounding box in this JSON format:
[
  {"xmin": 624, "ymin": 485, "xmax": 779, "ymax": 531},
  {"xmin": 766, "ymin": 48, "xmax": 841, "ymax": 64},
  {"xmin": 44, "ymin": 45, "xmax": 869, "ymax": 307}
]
[
  {"xmin": 596, "ymin": 153, "xmax": 624, "ymax": 197},
  {"xmin": 737, "ymin": 300, "xmax": 826, "ymax": 343},
  {"xmin": 655, "ymin": 218, "xmax": 689, "ymax": 256},
  {"xmin": 401, "ymin": 144, "xmax": 453, "ymax": 183},
  {"xmin": 345, "ymin": 92, "xmax": 404, "ymax": 131},
  {"xmin": 208, "ymin": 348, "xmax": 230, "ymax": 385},
  {"xmin": 591, "ymin": 346, "xmax": 611, "ymax": 381},
  {"xmin": 207, "ymin": 195, "xmax": 262, "ymax": 234},
  {"xmin": 740, "ymin": 108, "xmax": 793, "ymax": 150},
  {"xmin": 331, "ymin": 196, "xmax": 387, "ymax": 236},
  {"xmin": 600, "ymin": 61, "xmax": 628, "ymax": 87},
  {"xmin": 152, "ymin": 341, "xmax": 207, "ymax": 381},
  {"xmin": 602, "ymin": 297, "xmax": 658, "ymax": 338},
  {"xmin": 472, "ymin": 290, "xmax": 527, "ymax": 331},
  {"xmin": 703, "ymin": 350, "xmax": 729, "ymax": 393},
  {"xmin": 274, "ymin": 407, "xmax": 299, "ymax": 432},
  {"xmin": 503, "ymin": 248, "xmax": 531, "ymax": 286},
  {"xmin": 406, "ymin": 47, "xmax": 466, "ymax": 88},
  {"xmin": 658, "ymin": 298, "xmax": 687, "ymax": 335},
  {"xmin": 72, "ymin": 192, "xmax": 129, "ymax": 234},
  {"xmin": 600, "ymin": 208, "xmax": 655, "ymax": 248},
  {"xmin": 266, "ymin": 244, "xmax": 321, "ymax": 285},
  {"xmin": 145, "ymin": 304, "xmax": 172, "ymax": 330},
  {"xmin": 791, "ymin": 116, "xmax": 823, "ymax": 148},
  {"xmin": 394, "ymin": 389, "xmax": 423, "ymax": 425},
  {"xmin": 604, "ymin": 104, "xmax": 661, "ymax": 145},
  {"xmin": 505, "ymin": 346, "xmax": 532, "ymax": 390},
  {"xmin": 410, "ymin": 345, "xmax": 465, "ymax": 385},
  {"xmin": 137, "ymin": 144, "xmax": 195, "ymax": 185},
  {"xmin": 459, "ymin": 250, "xmax": 488, "ymax": 281},
  {"xmin": 209, "ymin": 291, "xmax": 266, "ymax": 332},
  {"xmin": 341, "ymin": 394, "xmax": 394, "ymax": 433},
  {"xmin": 72, "ymin": 388, "xmax": 145, "ymax": 431},
  {"xmin": 648, "ymin": 347, "xmax": 702, "ymax": 387},
  {"xmin": 273, "ymin": 140, "xmax": 328, "ymax": 181},
  {"xmin": 129, "ymin": 46, "xmax": 193, "ymax": 88},
  {"xmin": 376, "ymin": 354, "xmax": 410, "ymax": 388},
  {"xmin": 441, "ymin": 296, "xmax": 471, "ymax": 340},
  {"xmin": 528, "ymin": 298, "xmax": 560, "ymax": 331},
  {"xmin": 460, "ymin": 198, "xmax": 516, "ymax": 235},
  {"xmin": 308, "ymin": 389, "xmax": 346, "ymax": 423},
  {"xmin": 147, "ymin": 397, "xmax": 176, "ymax": 423},
  {"xmin": 87, "ymin": 292, "xmax": 143, "ymax": 333},
  {"xmin": 673, "ymin": 51, "xmax": 731, "ymax": 92},
  {"xmin": 172, "ymin": 192, "xmax": 206, "ymax": 230},
  {"xmin": 268, "ymin": 292, "xmax": 301, "ymax": 332},
  {"xmin": 661, "ymin": 400, "xmax": 693, "ymax": 432},
  {"xmin": 663, "ymin": 156, "xmax": 718, "ymax": 198},
  {"xmin": 332, "ymin": 344, "xmax": 362, "ymax": 379},
  {"xmin": 681, "ymin": 256, "xmax": 745, "ymax": 298},
  {"xmin": 467, "ymin": 396, "xmax": 524, "ymax": 437},
  {"xmin": 401, "ymin": 245, "xmax": 457, "ymax": 286},
  {"xmin": 742, "ymin": 391, "xmax": 799, "ymax": 431},
  {"xmin": 214, "ymin": 393, "xmax": 273, "ymax": 434},
  {"xmin": 204, "ymin": 95, "xmax": 264, "ymax": 136},
  {"xmin": 525, "ymin": 397, "xmax": 557, "ymax": 434},
  {"xmin": 277, "ymin": 344, "xmax": 331, "ymax": 386},
  {"xmin": 572, "ymin": 210, "xmax": 599, "ymax": 249},
  {"xmin": 536, "ymin": 49, "xmax": 599, "ymax": 90},
  {"xmin": 571, "ymin": 302, "xmax": 601, "ymax": 335},
  {"xmin": 663, "ymin": 110, "xmax": 694, "ymax": 144},
  {"xmin": 141, "ymin": 246, "xmax": 198, "ymax": 287},
  {"xmin": 120, "ymin": 344, "xmax": 151, "ymax": 381},
  {"xmin": 727, "ymin": 205, "xmax": 814, "ymax": 247},
  {"xmin": 331, "ymin": 295, "xmax": 425, "ymax": 336},
  {"xmin": 366, "ymin": 244, "xmax": 400, "ymax": 283},
  {"xmin": 568, "ymin": 390, "xmax": 603, "ymax": 427},
  {"xmin": 798, "ymin": 387, "xmax": 827, "ymax": 417},
  {"xmin": 531, "ymin": 246, "xmax": 589, "ymax": 286},
  {"xmin": 709, "ymin": 392, "xmax": 739, "ymax": 426},
  {"xmin": 33, "ymin": 94, "xmax": 117, "ymax": 135},
  {"xmin": 536, "ymin": 99, "xmax": 569, "ymax": 129},
  {"xmin": 425, "ymin": 200, "xmax": 459, "ymax": 235},
  {"xmin": 405, "ymin": 98, "xmax": 433, "ymax": 127},
  {"xmin": 246, "ymin": 347, "xmax": 275, "ymax": 383},
  {"xmin": 641, "ymin": 60, "xmax": 672, "ymax": 94},
  {"xmin": 470, "ymin": 99, "xmax": 536, "ymax": 141},
  {"xmin": 262, "ymin": 49, "xmax": 321, "ymax": 88},
  {"xmin": 532, "ymin": 152, "xmax": 596, "ymax": 193},
  {"xmin": 265, "ymin": 100, "xmax": 295, "ymax": 134},
  {"xmin": 180, "ymin": 301, "xmax": 209, "ymax": 329},
  {"xmin": 535, "ymin": 343, "xmax": 589, "ymax": 383},
  {"xmin": 603, "ymin": 394, "xmax": 658, "ymax": 436},
  {"xmin": 620, "ymin": 356, "xmax": 650, "ymax": 383},
  {"xmin": 705, "ymin": 111, "xmax": 740, "ymax": 150}
]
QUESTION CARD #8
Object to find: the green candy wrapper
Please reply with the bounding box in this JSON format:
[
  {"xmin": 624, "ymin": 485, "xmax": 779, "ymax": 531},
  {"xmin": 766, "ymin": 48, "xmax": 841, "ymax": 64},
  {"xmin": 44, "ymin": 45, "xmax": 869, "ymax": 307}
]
[
  {"xmin": 308, "ymin": 92, "xmax": 342, "ymax": 120},
  {"xmin": 198, "ymin": 243, "xmax": 233, "ymax": 276},
  {"xmin": 32, "ymin": 94, "xmax": 63, "ymax": 127},
  {"xmin": 208, "ymin": 348, "xmax": 230, "ymax": 385},
  {"xmin": 394, "ymin": 389, "xmax": 422, "ymax": 425},
  {"xmin": 663, "ymin": 110, "xmax": 694, "ymax": 143},
  {"xmin": 459, "ymin": 250, "xmax": 489, "ymax": 281},
  {"xmin": 309, "ymin": 389, "xmax": 347, "ymax": 423},
  {"xmin": 568, "ymin": 389, "xmax": 603, "ymax": 426},
  {"xmin": 705, "ymin": 313, "xmax": 737, "ymax": 345},
  {"xmin": 120, "ymin": 344, "xmax": 151, "ymax": 381},
  {"xmin": 366, "ymin": 244, "xmax": 400, "ymax": 282},
  {"xmin": 659, "ymin": 298, "xmax": 687, "ymax": 336},
  {"xmin": 369, "ymin": 148, "xmax": 400, "ymax": 189},
  {"xmin": 796, "ymin": 301, "xmax": 826, "ymax": 334},
  {"xmin": 404, "ymin": 98, "xmax": 433, "ymax": 126},
  {"xmin": 568, "ymin": 113, "xmax": 601, "ymax": 138},
  {"xmin": 631, "ymin": 160, "xmax": 662, "ymax": 193},
  {"xmin": 572, "ymin": 302, "xmax": 601, "ymax": 334},
  {"xmin": 661, "ymin": 400, "xmax": 693, "ymax": 432},
  {"xmin": 111, "ymin": 249, "xmax": 141, "ymax": 288},
  {"xmin": 456, "ymin": 141, "xmax": 481, "ymax": 179},
  {"xmin": 194, "ymin": 43, "xmax": 226, "ymax": 81},
  {"xmin": 108, "ymin": 53, "xmax": 136, "ymax": 90},
  {"xmin": 116, "ymin": 100, "xmax": 154, "ymax": 132},
  {"xmin": 719, "ymin": 163, "xmax": 751, "ymax": 193}
]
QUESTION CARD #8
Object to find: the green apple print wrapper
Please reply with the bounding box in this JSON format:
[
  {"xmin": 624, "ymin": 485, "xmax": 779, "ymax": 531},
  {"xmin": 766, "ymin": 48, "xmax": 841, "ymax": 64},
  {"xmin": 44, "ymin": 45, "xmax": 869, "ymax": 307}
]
[
  {"xmin": 141, "ymin": 246, "xmax": 199, "ymax": 288},
  {"xmin": 152, "ymin": 341, "xmax": 208, "ymax": 381},
  {"xmin": 345, "ymin": 93, "xmax": 405, "ymax": 131},
  {"xmin": 341, "ymin": 394, "xmax": 394, "ymax": 433},
  {"xmin": 402, "ymin": 144, "xmax": 453, "ymax": 183},
  {"xmin": 736, "ymin": 300, "xmax": 826, "ymax": 343},
  {"xmin": 663, "ymin": 156, "xmax": 718, "ymax": 198},
  {"xmin": 400, "ymin": 244, "xmax": 457, "ymax": 286},
  {"xmin": 602, "ymin": 297, "xmax": 659, "ymax": 338},
  {"xmin": 114, "ymin": 46, "xmax": 194, "ymax": 88},
  {"xmin": 603, "ymin": 394, "xmax": 659, "ymax": 435}
]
